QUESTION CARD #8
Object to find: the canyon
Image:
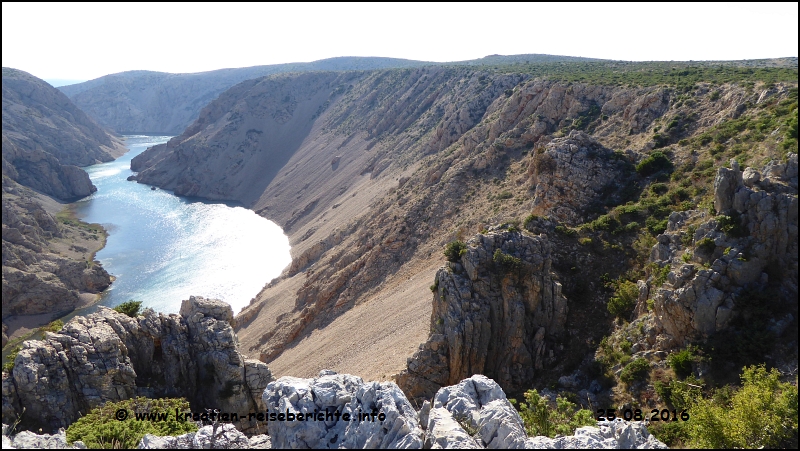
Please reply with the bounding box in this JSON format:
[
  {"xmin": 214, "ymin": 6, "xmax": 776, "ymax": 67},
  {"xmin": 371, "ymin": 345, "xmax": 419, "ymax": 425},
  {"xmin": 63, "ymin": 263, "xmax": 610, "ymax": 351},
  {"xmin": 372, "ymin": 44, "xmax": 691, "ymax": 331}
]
[{"xmin": 2, "ymin": 57, "xmax": 797, "ymax": 448}]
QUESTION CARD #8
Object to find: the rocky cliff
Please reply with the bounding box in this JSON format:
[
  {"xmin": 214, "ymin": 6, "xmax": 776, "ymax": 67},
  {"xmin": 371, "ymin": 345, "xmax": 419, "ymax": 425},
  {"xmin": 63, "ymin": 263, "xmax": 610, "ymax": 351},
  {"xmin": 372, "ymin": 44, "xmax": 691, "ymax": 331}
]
[
  {"xmin": 397, "ymin": 228, "xmax": 568, "ymax": 402},
  {"xmin": 3, "ymin": 366, "xmax": 667, "ymax": 449},
  {"xmin": 118, "ymin": 61, "xmax": 797, "ymax": 416},
  {"xmin": 2, "ymin": 67, "xmax": 126, "ymax": 201},
  {"xmin": 1, "ymin": 178, "xmax": 111, "ymax": 327},
  {"xmin": 2, "ymin": 296, "xmax": 272, "ymax": 433},
  {"xmin": 635, "ymin": 154, "xmax": 797, "ymax": 354}
]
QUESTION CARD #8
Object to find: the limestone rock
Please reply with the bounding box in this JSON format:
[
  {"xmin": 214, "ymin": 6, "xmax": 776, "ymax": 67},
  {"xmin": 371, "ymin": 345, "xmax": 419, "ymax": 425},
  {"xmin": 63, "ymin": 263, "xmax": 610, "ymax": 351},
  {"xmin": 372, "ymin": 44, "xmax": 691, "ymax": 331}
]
[
  {"xmin": 427, "ymin": 375, "xmax": 527, "ymax": 449},
  {"xmin": 646, "ymin": 154, "xmax": 798, "ymax": 348},
  {"xmin": 397, "ymin": 228, "xmax": 568, "ymax": 403},
  {"xmin": 2, "ymin": 296, "xmax": 272, "ymax": 433},
  {"xmin": 524, "ymin": 419, "xmax": 667, "ymax": 449},
  {"xmin": 262, "ymin": 370, "xmax": 424, "ymax": 449},
  {"xmin": 530, "ymin": 131, "xmax": 635, "ymax": 225}
]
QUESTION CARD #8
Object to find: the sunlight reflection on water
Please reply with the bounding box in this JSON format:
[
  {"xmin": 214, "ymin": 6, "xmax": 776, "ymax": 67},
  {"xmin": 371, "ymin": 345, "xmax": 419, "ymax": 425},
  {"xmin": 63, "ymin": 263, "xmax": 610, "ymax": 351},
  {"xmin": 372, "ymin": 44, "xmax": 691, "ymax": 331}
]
[{"xmin": 72, "ymin": 135, "xmax": 291, "ymax": 315}]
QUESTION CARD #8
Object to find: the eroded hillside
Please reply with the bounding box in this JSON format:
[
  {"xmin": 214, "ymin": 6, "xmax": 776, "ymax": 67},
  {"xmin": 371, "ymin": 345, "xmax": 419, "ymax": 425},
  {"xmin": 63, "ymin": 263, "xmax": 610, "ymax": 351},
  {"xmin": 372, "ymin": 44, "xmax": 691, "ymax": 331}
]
[{"xmin": 130, "ymin": 62, "xmax": 797, "ymax": 401}]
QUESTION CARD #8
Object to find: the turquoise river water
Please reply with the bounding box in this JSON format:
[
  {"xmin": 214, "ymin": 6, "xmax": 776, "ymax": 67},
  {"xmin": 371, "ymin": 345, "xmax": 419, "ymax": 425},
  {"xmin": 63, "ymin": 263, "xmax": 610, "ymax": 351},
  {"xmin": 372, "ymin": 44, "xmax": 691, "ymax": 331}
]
[{"xmin": 72, "ymin": 135, "xmax": 291, "ymax": 314}]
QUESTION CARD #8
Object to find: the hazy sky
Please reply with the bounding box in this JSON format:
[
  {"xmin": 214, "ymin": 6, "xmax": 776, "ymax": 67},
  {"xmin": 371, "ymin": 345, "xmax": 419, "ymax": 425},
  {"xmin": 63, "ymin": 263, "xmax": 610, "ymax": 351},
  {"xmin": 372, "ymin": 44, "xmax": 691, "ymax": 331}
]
[{"xmin": 3, "ymin": 2, "xmax": 798, "ymax": 82}]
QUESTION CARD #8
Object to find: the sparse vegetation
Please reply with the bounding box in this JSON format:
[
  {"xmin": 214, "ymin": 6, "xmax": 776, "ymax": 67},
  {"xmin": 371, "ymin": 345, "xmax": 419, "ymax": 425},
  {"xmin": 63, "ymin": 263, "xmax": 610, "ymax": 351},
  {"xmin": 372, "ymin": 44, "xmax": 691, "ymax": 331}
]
[
  {"xmin": 444, "ymin": 240, "xmax": 467, "ymax": 262},
  {"xmin": 513, "ymin": 389, "xmax": 595, "ymax": 438},
  {"xmin": 113, "ymin": 300, "xmax": 143, "ymax": 318},
  {"xmin": 607, "ymin": 279, "xmax": 638, "ymax": 318},
  {"xmin": 65, "ymin": 397, "xmax": 197, "ymax": 449}
]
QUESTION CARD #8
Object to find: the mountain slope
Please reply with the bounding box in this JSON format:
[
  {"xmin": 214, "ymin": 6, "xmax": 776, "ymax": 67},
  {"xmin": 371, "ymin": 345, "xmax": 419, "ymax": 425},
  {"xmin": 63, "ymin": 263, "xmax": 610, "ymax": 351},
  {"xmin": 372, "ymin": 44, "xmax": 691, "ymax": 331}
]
[
  {"xmin": 58, "ymin": 57, "xmax": 433, "ymax": 134},
  {"xmin": 2, "ymin": 67, "xmax": 126, "ymax": 200},
  {"xmin": 58, "ymin": 54, "xmax": 614, "ymax": 135},
  {"xmin": 128, "ymin": 60, "xmax": 797, "ymax": 394}
]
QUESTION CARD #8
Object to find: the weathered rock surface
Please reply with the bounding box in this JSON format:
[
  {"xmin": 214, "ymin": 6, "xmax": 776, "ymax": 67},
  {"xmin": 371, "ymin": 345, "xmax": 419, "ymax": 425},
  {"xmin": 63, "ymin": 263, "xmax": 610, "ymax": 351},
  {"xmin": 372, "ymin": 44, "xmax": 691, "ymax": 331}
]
[
  {"xmin": 397, "ymin": 228, "xmax": 568, "ymax": 403},
  {"xmin": 644, "ymin": 154, "xmax": 798, "ymax": 348},
  {"xmin": 529, "ymin": 131, "xmax": 634, "ymax": 225},
  {"xmin": 2, "ymin": 67, "xmax": 125, "ymax": 201},
  {"xmin": 262, "ymin": 370, "xmax": 424, "ymax": 449},
  {"xmin": 3, "ymin": 373, "xmax": 665, "ymax": 449},
  {"xmin": 2, "ymin": 178, "xmax": 111, "ymax": 319},
  {"xmin": 2, "ymin": 296, "xmax": 272, "ymax": 433},
  {"xmin": 524, "ymin": 420, "xmax": 668, "ymax": 449},
  {"xmin": 138, "ymin": 424, "xmax": 269, "ymax": 449}
]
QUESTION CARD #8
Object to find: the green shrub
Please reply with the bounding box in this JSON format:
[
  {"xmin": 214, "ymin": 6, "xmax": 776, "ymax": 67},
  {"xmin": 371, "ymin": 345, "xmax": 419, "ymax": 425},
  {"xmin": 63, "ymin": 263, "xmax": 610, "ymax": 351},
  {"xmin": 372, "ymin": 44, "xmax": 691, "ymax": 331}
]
[
  {"xmin": 607, "ymin": 280, "xmax": 638, "ymax": 318},
  {"xmin": 65, "ymin": 397, "xmax": 197, "ymax": 448},
  {"xmin": 444, "ymin": 241, "xmax": 467, "ymax": 262},
  {"xmin": 493, "ymin": 249, "xmax": 522, "ymax": 273},
  {"xmin": 43, "ymin": 320, "xmax": 64, "ymax": 333},
  {"xmin": 588, "ymin": 215, "xmax": 620, "ymax": 233},
  {"xmin": 696, "ymin": 237, "xmax": 716, "ymax": 254},
  {"xmin": 685, "ymin": 365, "xmax": 798, "ymax": 449},
  {"xmin": 497, "ymin": 191, "xmax": 513, "ymax": 200},
  {"xmin": 523, "ymin": 214, "xmax": 539, "ymax": 231},
  {"xmin": 645, "ymin": 216, "xmax": 668, "ymax": 235},
  {"xmin": 619, "ymin": 358, "xmax": 650, "ymax": 384},
  {"xmin": 636, "ymin": 151, "xmax": 673, "ymax": 176},
  {"xmin": 515, "ymin": 389, "xmax": 596, "ymax": 438},
  {"xmin": 3, "ymin": 346, "xmax": 21, "ymax": 373},
  {"xmin": 716, "ymin": 213, "xmax": 747, "ymax": 237},
  {"xmin": 667, "ymin": 346, "xmax": 697, "ymax": 378},
  {"xmin": 113, "ymin": 300, "xmax": 143, "ymax": 318},
  {"xmin": 554, "ymin": 225, "xmax": 576, "ymax": 236}
]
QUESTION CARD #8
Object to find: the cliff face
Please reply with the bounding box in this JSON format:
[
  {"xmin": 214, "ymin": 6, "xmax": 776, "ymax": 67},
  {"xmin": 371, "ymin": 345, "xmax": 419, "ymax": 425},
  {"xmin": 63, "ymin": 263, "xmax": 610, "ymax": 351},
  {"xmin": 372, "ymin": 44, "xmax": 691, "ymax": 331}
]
[
  {"xmin": 2, "ymin": 67, "xmax": 126, "ymax": 201},
  {"xmin": 2, "ymin": 297, "xmax": 272, "ymax": 433},
  {"xmin": 397, "ymin": 228, "xmax": 568, "ymax": 402}
]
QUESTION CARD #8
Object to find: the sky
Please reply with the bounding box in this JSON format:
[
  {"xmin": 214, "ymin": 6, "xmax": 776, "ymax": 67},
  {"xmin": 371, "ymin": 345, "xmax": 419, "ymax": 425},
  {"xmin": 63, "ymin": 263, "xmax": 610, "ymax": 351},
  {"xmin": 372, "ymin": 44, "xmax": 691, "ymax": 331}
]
[{"xmin": 2, "ymin": 2, "xmax": 798, "ymax": 83}]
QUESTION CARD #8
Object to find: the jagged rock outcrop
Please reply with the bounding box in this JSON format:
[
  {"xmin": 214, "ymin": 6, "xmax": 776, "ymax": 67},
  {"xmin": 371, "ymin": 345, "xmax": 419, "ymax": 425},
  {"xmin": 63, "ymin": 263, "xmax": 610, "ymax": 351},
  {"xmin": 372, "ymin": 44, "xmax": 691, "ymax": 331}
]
[
  {"xmin": 138, "ymin": 424, "xmax": 271, "ymax": 449},
  {"xmin": 529, "ymin": 131, "xmax": 635, "ymax": 225},
  {"xmin": 2, "ymin": 178, "xmax": 111, "ymax": 319},
  {"xmin": 2, "ymin": 296, "xmax": 272, "ymax": 433},
  {"xmin": 642, "ymin": 154, "xmax": 798, "ymax": 349},
  {"xmin": 397, "ymin": 228, "xmax": 568, "ymax": 402},
  {"xmin": 260, "ymin": 371, "xmax": 665, "ymax": 449},
  {"xmin": 2, "ymin": 67, "xmax": 125, "ymax": 201},
  {"xmin": 3, "ymin": 373, "xmax": 666, "ymax": 449},
  {"xmin": 263, "ymin": 370, "xmax": 424, "ymax": 448}
]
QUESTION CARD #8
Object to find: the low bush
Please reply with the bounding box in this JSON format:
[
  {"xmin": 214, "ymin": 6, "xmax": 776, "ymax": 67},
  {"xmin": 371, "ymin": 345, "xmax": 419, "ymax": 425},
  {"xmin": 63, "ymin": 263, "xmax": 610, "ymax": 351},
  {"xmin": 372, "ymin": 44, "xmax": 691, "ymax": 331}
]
[
  {"xmin": 696, "ymin": 237, "xmax": 716, "ymax": 254},
  {"xmin": 493, "ymin": 249, "xmax": 522, "ymax": 273},
  {"xmin": 444, "ymin": 241, "xmax": 467, "ymax": 262},
  {"xmin": 667, "ymin": 346, "xmax": 697, "ymax": 379},
  {"xmin": 685, "ymin": 365, "xmax": 798, "ymax": 449},
  {"xmin": 607, "ymin": 280, "xmax": 638, "ymax": 318},
  {"xmin": 3, "ymin": 346, "xmax": 21, "ymax": 373},
  {"xmin": 514, "ymin": 389, "xmax": 595, "ymax": 438},
  {"xmin": 619, "ymin": 358, "xmax": 650, "ymax": 384},
  {"xmin": 65, "ymin": 397, "xmax": 197, "ymax": 448},
  {"xmin": 636, "ymin": 151, "xmax": 673, "ymax": 176},
  {"xmin": 113, "ymin": 300, "xmax": 143, "ymax": 318}
]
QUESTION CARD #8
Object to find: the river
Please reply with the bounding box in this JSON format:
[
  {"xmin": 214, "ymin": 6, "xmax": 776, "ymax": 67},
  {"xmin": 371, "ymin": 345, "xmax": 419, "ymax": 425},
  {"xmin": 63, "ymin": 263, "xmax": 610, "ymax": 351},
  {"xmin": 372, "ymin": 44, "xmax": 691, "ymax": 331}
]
[{"xmin": 72, "ymin": 135, "xmax": 291, "ymax": 315}]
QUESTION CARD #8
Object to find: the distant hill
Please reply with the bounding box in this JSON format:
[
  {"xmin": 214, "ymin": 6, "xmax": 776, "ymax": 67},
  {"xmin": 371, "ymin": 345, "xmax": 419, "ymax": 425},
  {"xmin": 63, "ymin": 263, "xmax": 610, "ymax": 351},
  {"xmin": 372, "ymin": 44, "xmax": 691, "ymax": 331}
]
[
  {"xmin": 58, "ymin": 56, "xmax": 433, "ymax": 134},
  {"xmin": 2, "ymin": 67, "xmax": 126, "ymax": 200},
  {"xmin": 58, "ymin": 54, "xmax": 618, "ymax": 135}
]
